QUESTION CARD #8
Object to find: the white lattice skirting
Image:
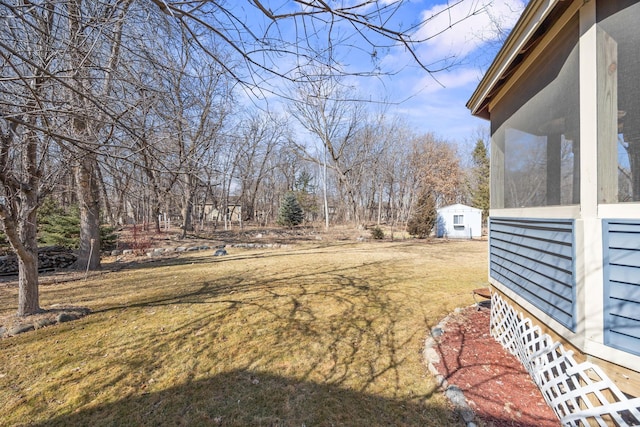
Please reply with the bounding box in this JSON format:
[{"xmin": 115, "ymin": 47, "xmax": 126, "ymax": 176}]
[{"xmin": 489, "ymin": 292, "xmax": 640, "ymax": 426}]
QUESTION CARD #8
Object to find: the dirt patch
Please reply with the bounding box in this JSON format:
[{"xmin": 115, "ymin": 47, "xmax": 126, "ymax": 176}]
[{"xmin": 431, "ymin": 306, "xmax": 561, "ymax": 426}]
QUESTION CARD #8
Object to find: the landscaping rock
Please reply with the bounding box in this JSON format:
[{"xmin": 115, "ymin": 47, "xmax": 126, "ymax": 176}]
[
  {"xmin": 56, "ymin": 313, "xmax": 78, "ymax": 323},
  {"xmin": 34, "ymin": 318, "xmax": 56, "ymax": 329},
  {"xmin": 431, "ymin": 327, "xmax": 444, "ymax": 337},
  {"xmin": 214, "ymin": 248, "xmax": 227, "ymax": 256},
  {"xmin": 8, "ymin": 324, "xmax": 35, "ymax": 336},
  {"xmin": 446, "ymin": 385, "xmax": 475, "ymax": 423}
]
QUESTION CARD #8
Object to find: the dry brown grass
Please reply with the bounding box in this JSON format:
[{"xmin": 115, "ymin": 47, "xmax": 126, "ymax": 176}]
[{"xmin": 0, "ymin": 239, "xmax": 487, "ymax": 426}]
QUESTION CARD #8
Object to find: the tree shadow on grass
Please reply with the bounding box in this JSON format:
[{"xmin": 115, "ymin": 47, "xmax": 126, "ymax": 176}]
[
  {"xmin": 32, "ymin": 369, "xmax": 460, "ymax": 427},
  {"xmin": 0, "ymin": 242, "xmax": 484, "ymax": 426}
]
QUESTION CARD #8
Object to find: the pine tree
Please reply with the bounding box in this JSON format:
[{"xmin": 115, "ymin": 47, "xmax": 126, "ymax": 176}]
[
  {"xmin": 37, "ymin": 199, "xmax": 81, "ymax": 248},
  {"xmin": 277, "ymin": 191, "xmax": 304, "ymax": 227},
  {"xmin": 470, "ymin": 139, "xmax": 490, "ymax": 223},
  {"xmin": 407, "ymin": 189, "xmax": 437, "ymax": 238},
  {"xmin": 294, "ymin": 170, "xmax": 318, "ymax": 220},
  {"xmin": 37, "ymin": 198, "xmax": 118, "ymax": 250}
]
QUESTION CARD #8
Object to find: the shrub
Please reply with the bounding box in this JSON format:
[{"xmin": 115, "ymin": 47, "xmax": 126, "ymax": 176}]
[
  {"xmin": 407, "ymin": 189, "xmax": 437, "ymax": 238},
  {"xmin": 370, "ymin": 226, "xmax": 385, "ymax": 240},
  {"xmin": 100, "ymin": 225, "xmax": 118, "ymax": 251}
]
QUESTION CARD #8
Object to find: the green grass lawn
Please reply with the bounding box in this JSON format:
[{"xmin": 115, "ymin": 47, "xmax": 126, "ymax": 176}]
[{"xmin": 0, "ymin": 240, "xmax": 487, "ymax": 426}]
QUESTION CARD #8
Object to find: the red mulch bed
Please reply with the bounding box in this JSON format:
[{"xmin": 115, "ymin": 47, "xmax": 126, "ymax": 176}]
[{"xmin": 432, "ymin": 306, "xmax": 561, "ymax": 427}]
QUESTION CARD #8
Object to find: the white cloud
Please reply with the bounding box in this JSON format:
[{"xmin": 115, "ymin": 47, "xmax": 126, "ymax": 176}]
[
  {"xmin": 414, "ymin": 0, "xmax": 525, "ymax": 63},
  {"xmin": 413, "ymin": 67, "xmax": 481, "ymax": 94}
]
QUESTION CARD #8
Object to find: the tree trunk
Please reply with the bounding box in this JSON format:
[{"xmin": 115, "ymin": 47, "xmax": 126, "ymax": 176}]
[
  {"xmin": 18, "ymin": 192, "xmax": 40, "ymax": 316},
  {"xmin": 0, "ymin": 190, "xmax": 42, "ymax": 316},
  {"xmin": 180, "ymin": 187, "xmax": 194, "ymax": 238},
  {"xmin": 17, "ymin": 250, "xmax": 40, "ymax": 317},
  {"xmin": 75, "ymin": 156, "xmax": 101, "ymax": 270}
]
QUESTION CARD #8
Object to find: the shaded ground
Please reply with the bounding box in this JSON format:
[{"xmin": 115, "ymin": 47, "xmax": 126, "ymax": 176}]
[
  {"xmin": 0, "ymin": 229, "xmax": 560, "ymax": 426},
  {"xmin": 431, "ymin": 306, "xmax": 561, "ymax": 427}
]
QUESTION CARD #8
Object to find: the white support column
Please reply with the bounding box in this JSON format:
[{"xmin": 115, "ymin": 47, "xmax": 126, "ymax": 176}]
[{"xmin": 578, "ymin": 0, "xmax": 605, "ymax": 350}]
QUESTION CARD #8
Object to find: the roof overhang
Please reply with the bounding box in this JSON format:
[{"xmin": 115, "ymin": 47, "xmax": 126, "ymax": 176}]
[{"xmin": 466, "ymin": 0, "xmax": 573, "ymax": 120}]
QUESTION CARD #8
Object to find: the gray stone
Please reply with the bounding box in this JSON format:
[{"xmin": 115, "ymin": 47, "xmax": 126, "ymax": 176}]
[
  {"xmin": 187, "ymin": 246, "xmax": 199, "ymax": 251},
  {"xmin": 56, "ymin": 313, "xmax": 78, "ymax": 323},
  {"xmin": 8, "ymin": 324, "xmax": 35, "ymax": 336},
  {"xmin": 34, "ymin": 318, "xmax": 56, "ymax": 329},
  {"xmin": 175, "ymin": 247, "xmax": 187, "ymax": 252},
  {"xmin": 445, "ymin": 385, "xmax": 475, "ymax": 423},
  {"xmin": 423, "ymin": 347, "xmax": 441, "ymax": 364},
  {"xmin": 431, "ymin": 327, "xmax": 444, "ymax": 337},
  {"xmin": 214, "ymin": 249, "xmax": 228, "ymax": 256},
  {"xmin": 122, "ymin": 249, "xmax": 134, "ymax": 255},
  {"xmin": 111, "ymin": 250, "xmax": 122, "ymax": 256}
]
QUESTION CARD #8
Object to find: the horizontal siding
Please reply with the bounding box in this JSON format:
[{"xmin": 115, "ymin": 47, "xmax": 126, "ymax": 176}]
[
  {"xmin": 489, "ymin": 218, "xmax": 575, "ymax": 330},
  {"xmin": 603, "ymin": 220, "xmax": 640, "ymax": 357}
]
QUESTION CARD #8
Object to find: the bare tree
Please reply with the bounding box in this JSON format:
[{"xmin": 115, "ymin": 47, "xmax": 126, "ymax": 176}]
[
  {"xmin": 60, "ymin": 0, "xmax": 135, "ymax": 270},
  {"xmin": 147, "ymin": 1, "xmax": 495, "ymax": 91},
  {"xmin": 235, "ymin": 112, "xmax": 290, "ymax": 223},
  {"xmin": 409, "ymin": 133, "xmax": 465, "ymax": 209},
  {"xmin": 289, "ymin": 71, "xmax": 365, "ymax": 225},
  {"xmin": 0, "ymin": 0, "xmax": 487, "ymax": 317},
  {"xmin": 0, "ymin": 2, "xmax": 68, "ymax": 315}
]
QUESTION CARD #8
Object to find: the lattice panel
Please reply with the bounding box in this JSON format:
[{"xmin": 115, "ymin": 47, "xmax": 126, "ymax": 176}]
[{"xmin": 490, "ymin": 292, "xmax": 640, "ymax": 426}]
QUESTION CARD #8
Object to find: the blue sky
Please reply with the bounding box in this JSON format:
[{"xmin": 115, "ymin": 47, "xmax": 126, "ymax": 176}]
[
  {"xmin": 237, "ymin": 0, "xmax": 526, "ymax": 148},
  {"xmin": 354, "ymin": 0, "xmax": 527, "ymax": 143}
]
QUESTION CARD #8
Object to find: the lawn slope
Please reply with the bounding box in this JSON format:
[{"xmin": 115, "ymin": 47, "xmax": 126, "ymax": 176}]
[{"xmin": 0, "ymin": 240, "xmax": 487, "ymax": 426}]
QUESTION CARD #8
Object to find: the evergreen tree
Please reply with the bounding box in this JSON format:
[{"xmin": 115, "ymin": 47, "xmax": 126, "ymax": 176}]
[
  {"xmin": 407, "ymin": 189, "xmax": 437, "ymax": 238},
  {"xmin": 294, "ymin": 170, "xmax": 318, "ymax": 220},
  {"xmin": 277, "ymin": 191, "xmax": 304, "ymax": 227},
  {"xmin": 37, "ymin": 198, "xmax": 118, "ymax": 250},
  {"xmin": 470, "ymin": 139, "xmax": 490, "ymax": 223},
  {"xmin": 37, "ymin": 199, "xmax": 81, "ymax": 248}
]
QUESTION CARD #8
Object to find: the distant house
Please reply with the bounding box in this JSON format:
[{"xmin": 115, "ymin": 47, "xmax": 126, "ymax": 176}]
[
  {"xmin": 467, "ymin": 0, "xmax": 640, "ymax": 423},
  {"xmin": 436, "ymin": 204, "xmax": 482, "ymax": 239}
]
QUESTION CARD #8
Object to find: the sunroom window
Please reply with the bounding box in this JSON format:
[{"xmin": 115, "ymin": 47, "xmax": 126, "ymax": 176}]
[
  {"xmin": 597, "ymin": 0, "xmax": 640, "ymax": 203},
  {"xmin": 490, "ymin": 15, "xmax": 580, "ymax": 209}
]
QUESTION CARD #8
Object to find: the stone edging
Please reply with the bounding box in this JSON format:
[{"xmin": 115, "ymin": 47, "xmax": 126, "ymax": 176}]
[
  {"xmin": 107, "ymin": 242, "xmax": 289, "ymax": 258},
  {"xmin": 423, "ymin": 306, "xmax": 478, "ymax": 427},
  {"xmin": 0, "ymin": 307, "xmax": 91, "ymax": 339}
]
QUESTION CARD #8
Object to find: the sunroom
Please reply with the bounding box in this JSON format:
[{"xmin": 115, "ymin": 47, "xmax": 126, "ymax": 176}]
[{"xmin": 467, "ymin": 0, "xmax": 640, "ymax": 424}]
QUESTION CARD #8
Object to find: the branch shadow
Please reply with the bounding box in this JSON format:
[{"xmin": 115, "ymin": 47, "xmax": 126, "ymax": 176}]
[
  {"xmin": 430, "ymin": 307, "xmax": 561, "ymax": 427},
  {"xmin": 31, "ymin": 368, "xmax": 459, "ymax": 427},
  {"xmin": 3, "ymin": 247, "xmax": 461, "ymax": 425}
]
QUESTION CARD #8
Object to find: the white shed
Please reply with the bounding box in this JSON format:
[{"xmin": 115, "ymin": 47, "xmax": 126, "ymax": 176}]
[{"xmin": 436, "ymin": 204, "xmax": 482, "ymax": 239}]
